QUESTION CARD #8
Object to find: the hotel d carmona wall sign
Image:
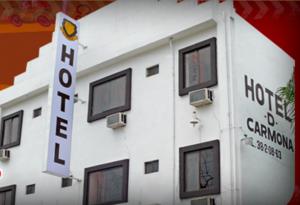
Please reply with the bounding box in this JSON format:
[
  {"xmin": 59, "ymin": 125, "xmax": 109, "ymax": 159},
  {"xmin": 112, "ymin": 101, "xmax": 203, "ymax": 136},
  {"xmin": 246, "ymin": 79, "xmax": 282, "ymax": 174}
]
[{"xmin": 45, "ymin": 12, "xmax": 79, "ymax": 177}]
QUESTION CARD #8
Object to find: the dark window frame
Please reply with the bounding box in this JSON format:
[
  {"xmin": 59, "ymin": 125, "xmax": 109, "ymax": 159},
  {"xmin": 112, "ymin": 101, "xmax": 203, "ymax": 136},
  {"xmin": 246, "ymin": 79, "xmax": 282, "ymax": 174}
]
[
  {"xmin": 0, "ymin": 110, "xmax": 24, "ymax": 149},
  {"xmin": 87, "ymin": 68, "xmax": 132, "ymax": 122},
  {"xmin": 83, "ymin": 159, "xmax": 129, "ymax": 205},
  {"xmin": 0, "ymin": 184, "xmax": 16, "ymax": 205},
  {"xmin": 179, "ymin": 140, "xmax": 220, "ymax": 199},
  {"xmin": 179, "ymin": 37, "xmax": 217, "ymax": 96}
]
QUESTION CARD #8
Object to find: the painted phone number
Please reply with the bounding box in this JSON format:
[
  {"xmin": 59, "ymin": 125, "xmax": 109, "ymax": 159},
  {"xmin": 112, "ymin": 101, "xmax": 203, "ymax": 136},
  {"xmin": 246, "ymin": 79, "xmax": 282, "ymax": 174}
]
[{"xmin": 253, "ymin": 140, "xmax": 282, "ymax": 160}]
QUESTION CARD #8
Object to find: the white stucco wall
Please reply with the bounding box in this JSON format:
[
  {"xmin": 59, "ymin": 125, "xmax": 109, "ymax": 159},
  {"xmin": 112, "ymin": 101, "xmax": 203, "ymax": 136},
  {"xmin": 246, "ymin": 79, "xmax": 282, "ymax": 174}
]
[{"xmin": 231, "ymin": 14, "xmax": 295, "ymax": 205}]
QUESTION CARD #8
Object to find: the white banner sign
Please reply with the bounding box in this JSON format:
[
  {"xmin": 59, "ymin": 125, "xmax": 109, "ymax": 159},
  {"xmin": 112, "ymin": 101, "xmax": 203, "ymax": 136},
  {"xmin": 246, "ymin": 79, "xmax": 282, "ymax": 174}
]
[{"xmin": 45, "ymin": 12, "xmax": 79, "ymax": 177}]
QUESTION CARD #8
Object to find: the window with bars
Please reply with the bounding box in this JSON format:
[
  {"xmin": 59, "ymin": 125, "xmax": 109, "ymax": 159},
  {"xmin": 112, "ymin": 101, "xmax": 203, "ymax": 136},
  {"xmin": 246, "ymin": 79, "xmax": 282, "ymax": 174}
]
[{"xmin": 144, "ymin": 160, "xmax": 159, "ymax": 174}]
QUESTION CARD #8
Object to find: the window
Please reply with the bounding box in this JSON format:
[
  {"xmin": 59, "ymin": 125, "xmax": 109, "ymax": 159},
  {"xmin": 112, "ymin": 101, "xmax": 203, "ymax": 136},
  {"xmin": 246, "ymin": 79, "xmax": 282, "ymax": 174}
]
[
  {"xmin": 179, "ymin": 37, "xmax": 217, "ymax": 96},
  {"xmin": 25, "ymin": 184, "xmax": 35, "ymax": 195},
  {"xmin": 145, "ymin": 160, "xmax": 159, "ymax": 174},
  {"xmin": 0, "ymin": 110, "xmax": 23, "ymax": 149},
  {"xmin": 61, "ymin": 178, "xmax": 72, "ymax": 188},
  {"xmin": 33, "ymin": 108, "xmax": 42, "ymax": 118},
  {"xmin": 179, "ymin": 140, "xmax": 220, "ymax": 199},
  {"xmin": 83, "ymin": 159, "xmax": 129, "ymax": 205},
  {"xmin": 0, "ymin": 185, "xmax": 16, "ymax": 205},
  {"xmin": 87, "ymin": 69, "xmax": 132, "ymax": 122},
  {"xmin": 146, "ymin": 65, "xmax": 159, "ymax": 77}
]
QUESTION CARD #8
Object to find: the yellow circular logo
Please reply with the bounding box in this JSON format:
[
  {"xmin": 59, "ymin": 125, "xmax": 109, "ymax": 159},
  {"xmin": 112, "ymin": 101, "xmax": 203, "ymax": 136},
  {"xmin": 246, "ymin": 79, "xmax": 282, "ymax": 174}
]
[{"xmin": 60, "ymin": 19, "xmax": 78, "ymax": 41}]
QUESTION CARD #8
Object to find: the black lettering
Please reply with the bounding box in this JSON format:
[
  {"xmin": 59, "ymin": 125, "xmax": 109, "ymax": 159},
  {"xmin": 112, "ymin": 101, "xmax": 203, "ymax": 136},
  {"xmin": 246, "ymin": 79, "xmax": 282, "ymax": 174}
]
[
  {"xmin": 59, "ymin": 68, "xmax": 72, "ymax": 88},
  {"xmin": 254, "ymin": 121, "xmax": 261, "ymax": 136},
  {"xmin": 61, "ymin": 44, "xmax": 74, "ymax": 66},
  {"xmin": 265, "ymin": 88, "xmax": 274, "ymax": 111},
  {"xmin": 275, "ymin": 95, "xmax": 284, "ymax": 118},
  {"xmin": 260, "ymin": 124, "xmax": 267, "ymax": 138},
  {"xmin": 282, "ymin": 135, "xmax": 288, "ymax": 150},
  {"xmin": 267, "ymin": 112, "xmax": 275, "ymax": 127},
  {"xmin": 54, "ymin": 143, "xmax": 65, "ymax": 165},
  {"xmin": 284, "ymin": 101, "xmax": 292, "ymax": 122},
  {"xmin": 244, "ymin": 75, "xmax": 255, "ymax": 101},
  {"xmin": 276, "ymin": 133, "xmax": 282, "ymax": 145},
  {"xmin": 56, "ymin": 117, "xmax": 68, "ymax": 139},
  {"xmin": 57, "ymin": 91, "xmax": 70, "ymax": 112},
  {"xmin": 289, "ymin": 139, "xmax": 294, "ymax": 152},
  {"xmin": 268, "ymin": 128, "xmax": 276, "ymax": 143},
  {"xmin": 247, "ymin": 117, "xmax": 254, "ymax": 132},
  {"xmin": 255, "ymin": 83, "xmax": 265, "ymax": 105}
]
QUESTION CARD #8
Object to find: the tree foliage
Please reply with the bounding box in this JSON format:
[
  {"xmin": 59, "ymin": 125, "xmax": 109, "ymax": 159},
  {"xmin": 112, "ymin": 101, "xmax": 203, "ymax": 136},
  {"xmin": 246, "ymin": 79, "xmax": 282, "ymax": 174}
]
[{"xmin": 278, "ymin": 72, "xmax": 295, "ymax": 130}]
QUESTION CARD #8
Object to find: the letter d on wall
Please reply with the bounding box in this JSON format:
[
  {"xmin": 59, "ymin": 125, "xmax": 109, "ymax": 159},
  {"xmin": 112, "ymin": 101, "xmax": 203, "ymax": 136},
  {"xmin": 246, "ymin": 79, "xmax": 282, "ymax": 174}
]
[{"xmin": 45, "ymin": 12, "xmax": 79, "ymax": 177}]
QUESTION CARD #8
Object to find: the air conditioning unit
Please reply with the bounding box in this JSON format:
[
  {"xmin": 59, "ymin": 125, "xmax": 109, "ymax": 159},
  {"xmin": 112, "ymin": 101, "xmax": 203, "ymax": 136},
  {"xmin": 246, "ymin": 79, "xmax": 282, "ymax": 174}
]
[
  {"xmin": 106, "ymin": 112, "xmax": 126, "ymax": 129},
  {"xmin": 190, "ymin": 88, "xmax": 213, "ymax": 107},
  {"xmin": 191, "ymin": 198, "xmax": 215, "ymax": 205},
  {"xmin": 0, "ymin": 149, "xmax": 10, "ymax": 161}
]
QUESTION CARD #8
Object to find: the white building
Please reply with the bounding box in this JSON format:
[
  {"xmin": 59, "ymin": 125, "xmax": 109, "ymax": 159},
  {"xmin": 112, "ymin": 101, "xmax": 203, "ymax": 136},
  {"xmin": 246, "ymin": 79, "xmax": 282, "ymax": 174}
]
[{"xmin": 0, "ymin": 1, "xmax": 294, "ymax": 205}]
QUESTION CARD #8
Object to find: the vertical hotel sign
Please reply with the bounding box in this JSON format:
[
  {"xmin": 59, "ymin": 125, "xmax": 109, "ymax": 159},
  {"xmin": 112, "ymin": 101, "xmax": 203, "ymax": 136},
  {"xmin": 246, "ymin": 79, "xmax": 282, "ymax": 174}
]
[{"xmin": 45, "ymin": 12, "xmax": 79, "ymax": 177}]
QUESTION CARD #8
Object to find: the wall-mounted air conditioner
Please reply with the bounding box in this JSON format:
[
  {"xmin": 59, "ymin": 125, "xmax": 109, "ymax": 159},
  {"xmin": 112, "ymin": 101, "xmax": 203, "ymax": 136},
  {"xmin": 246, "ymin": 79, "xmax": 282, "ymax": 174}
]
[
  {"xmin": 106, "ymin": 112, "xmax": 126, "ymax": 129},
  {"xmin": 0, "ymin": 149, "xmax": 10, "ymax": 161},
  {"xmin": 190, "ymin": 88, "xmax": 213, "ymax": 107},
  {"xmin": 191, "ymin": 197, "xmax": 215, "ymax": 205}
]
